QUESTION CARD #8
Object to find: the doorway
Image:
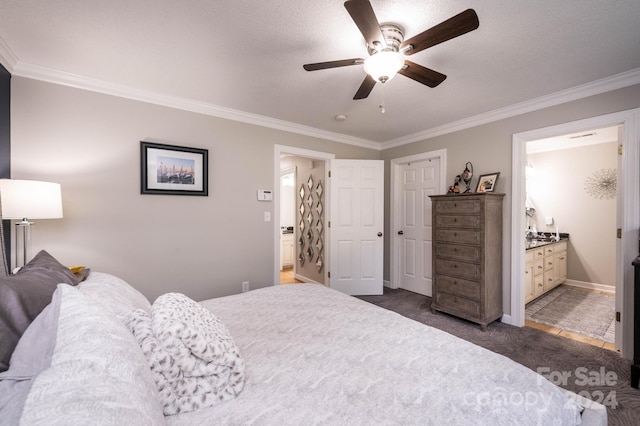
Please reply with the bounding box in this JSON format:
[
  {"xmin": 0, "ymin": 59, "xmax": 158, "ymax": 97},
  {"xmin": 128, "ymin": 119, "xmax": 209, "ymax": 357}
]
[
  {"xmin": 390, "ymin": 149, "xmax": 447, "ymax": 295},
  {"xmin": 275, "ymin": 147, "xmax": 333, "ymax": 285},
  {"xmin": 523, "ymin": 126, "xmax": 618, "ymax": 349},
  {"xmin": 510, "ymin": 108, "xmax": 640, "ymax": 360}
]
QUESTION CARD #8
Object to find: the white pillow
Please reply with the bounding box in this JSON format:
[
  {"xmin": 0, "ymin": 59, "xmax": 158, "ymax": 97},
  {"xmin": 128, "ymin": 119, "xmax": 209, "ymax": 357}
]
[
  {"xmin": 8, "ymin": 284, "xmax": 165, "ymax": 425},
  {"xmin": 77, "ymin": 271, "xmax": 152, "ymax": 323}
]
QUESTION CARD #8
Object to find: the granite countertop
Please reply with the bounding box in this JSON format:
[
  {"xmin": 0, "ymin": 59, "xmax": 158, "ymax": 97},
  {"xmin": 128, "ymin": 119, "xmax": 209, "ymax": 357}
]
[{"xmin": 525, "ymin": 233, "xmax": 569, "ymax": 250}]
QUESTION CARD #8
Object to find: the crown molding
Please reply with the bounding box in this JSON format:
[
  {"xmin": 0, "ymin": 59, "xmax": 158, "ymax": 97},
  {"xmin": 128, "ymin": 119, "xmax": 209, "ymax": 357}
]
[
  {"xmin": 381, "ymin": 68, "xmax": 640, "ymax": 149},
  {"xmin": 0, "ymin": 38, "xmax": 18, "ymax": 72},
  {"xmin": 6, "ymin": 53, "xmax": 640, "ymax": 152},
  {"xmin": 10, "ymin": 61, "xmax": 381, "ymax": 151}
]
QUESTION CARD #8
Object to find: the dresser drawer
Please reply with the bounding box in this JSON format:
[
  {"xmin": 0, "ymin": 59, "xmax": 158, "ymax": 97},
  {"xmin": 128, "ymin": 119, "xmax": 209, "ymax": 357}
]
[
  {"xmin": 435, "ymin": 229, "xmax": 481, "ymax": 245},
  {"xmin": 435, "ymin": 215, "xmax": 481, "ymax": 228},
  {"xmin": 434, "ymin": 199, "xmax": 482, "ymax": 215},
  {"xmin": 436, "ymin": 275, "xmax": 481, "ymax": 300},
  {"xmin": 435, "ymin": 259, "xmax": 480, "ymax": 280},
  {"xmin": 435, "ymin": 243, "xmax": 480, "ymax": 262},
  {"xmin": 435, "ymin": 292, "xmax": 481, "ymax": 318}
]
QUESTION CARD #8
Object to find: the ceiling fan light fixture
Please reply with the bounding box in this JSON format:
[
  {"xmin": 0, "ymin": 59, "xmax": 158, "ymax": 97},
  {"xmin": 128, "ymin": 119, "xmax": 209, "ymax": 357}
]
[{"xmin": 364, "ymin": 50, "xmax": 404, "ymax": 83}]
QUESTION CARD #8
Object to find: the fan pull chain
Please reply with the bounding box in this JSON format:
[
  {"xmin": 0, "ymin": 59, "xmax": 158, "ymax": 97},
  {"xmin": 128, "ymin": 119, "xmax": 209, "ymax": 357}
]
[{"xmin": 379, "ymin": 85, "xmax": 386, "ymax": 114}]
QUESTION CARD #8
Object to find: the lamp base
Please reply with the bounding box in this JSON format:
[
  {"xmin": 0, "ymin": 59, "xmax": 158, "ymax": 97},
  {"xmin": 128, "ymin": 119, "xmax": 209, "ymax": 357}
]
[{"xmin": 15, "ymin": 219, "xmax": 33, "ymax": 269}]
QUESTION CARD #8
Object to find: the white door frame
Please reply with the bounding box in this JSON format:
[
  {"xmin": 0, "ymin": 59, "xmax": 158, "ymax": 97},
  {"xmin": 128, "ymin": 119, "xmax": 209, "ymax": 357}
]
[
  {"xmin": 390, "ymin": 149, "xmax": 447, "ymax": 289},
  {"xmin": 510, "ymin": 109, "xmax": 639, "ymax": 359},
  {"xmin": 273, "ymin": 145, "xmax": 335, "ymax": 287}
]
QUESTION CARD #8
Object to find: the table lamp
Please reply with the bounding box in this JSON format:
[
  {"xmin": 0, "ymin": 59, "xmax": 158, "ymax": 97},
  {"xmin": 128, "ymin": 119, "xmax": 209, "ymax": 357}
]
[{"xmin": 0, "ymin": 179, "xmax": 63, "ymax": 269}]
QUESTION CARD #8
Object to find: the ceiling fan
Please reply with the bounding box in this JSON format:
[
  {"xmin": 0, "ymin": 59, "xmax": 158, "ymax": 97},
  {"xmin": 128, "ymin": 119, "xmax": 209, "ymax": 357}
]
[{"xmin": 303, "ymin": 0, "xmax": 479, "ymax": 100}]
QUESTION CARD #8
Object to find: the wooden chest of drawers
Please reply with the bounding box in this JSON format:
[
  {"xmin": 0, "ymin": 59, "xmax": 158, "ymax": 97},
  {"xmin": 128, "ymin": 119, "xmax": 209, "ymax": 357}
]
[{"xmin": 429, "ymin": 193, "xmax": 504, "ymax": 330}]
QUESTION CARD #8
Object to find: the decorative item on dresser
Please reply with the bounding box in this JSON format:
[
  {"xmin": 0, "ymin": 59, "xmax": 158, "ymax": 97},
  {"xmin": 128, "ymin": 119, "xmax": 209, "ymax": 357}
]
[{"xmin": 429, "ymin": 192, "xmax": 504, "ymax": 331}]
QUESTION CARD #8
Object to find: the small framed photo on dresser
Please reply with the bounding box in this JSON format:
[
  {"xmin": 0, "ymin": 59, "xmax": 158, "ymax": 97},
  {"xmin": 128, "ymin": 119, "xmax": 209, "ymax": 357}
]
[{"xmin": 476, "ymin": 172, "xmax": 500, "ymax": 193}]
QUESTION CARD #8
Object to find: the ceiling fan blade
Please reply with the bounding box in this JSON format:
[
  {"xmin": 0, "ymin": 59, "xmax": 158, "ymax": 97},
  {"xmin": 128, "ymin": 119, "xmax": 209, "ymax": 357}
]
[
  {"xmin": 344, "ymin": 0, "xmax": 386, "ymax": 48},
  {"xmin": 303, "ymin": 58, "xmax": 364, "ymax": 71},
  {"xmin": 398, "ymin": 61, "xmax": 447, "ymax": 88},
  {"xmin": 353, "ymin": 75, "xmax": 376, "ymax": 99},
  {"xmin": 401, "ymin": 9, "xmax": 479, "ymax": 55}
]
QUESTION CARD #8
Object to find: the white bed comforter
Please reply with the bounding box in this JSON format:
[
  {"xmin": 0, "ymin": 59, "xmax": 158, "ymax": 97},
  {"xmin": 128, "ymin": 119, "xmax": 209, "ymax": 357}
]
[{"xmin": 167, "ymin": 284, "xmax": 583, "ymax": 426}]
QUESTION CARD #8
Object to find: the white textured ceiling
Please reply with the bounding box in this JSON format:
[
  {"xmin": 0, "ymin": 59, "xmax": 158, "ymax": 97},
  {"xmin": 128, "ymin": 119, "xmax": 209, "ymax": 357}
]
[{"xmin": 0, "ymin": 0, "xmax": 639, "ymax": 148}]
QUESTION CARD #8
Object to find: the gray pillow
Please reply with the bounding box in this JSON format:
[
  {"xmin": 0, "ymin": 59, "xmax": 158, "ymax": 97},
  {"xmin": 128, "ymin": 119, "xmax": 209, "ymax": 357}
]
[
  {"xmin": 0, "ymin": 286, "xmax": 61, "ymax": 424},
  {"xmin": 0, "ymin": 250, "xmax": 79, "ymax": 372}
]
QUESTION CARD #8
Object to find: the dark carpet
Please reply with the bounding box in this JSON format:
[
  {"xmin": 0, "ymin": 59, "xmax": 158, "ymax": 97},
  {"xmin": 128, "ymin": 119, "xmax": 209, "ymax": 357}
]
[{"xmin": 356, "ymin": 288, "xmax": 640, "ymax": 426}]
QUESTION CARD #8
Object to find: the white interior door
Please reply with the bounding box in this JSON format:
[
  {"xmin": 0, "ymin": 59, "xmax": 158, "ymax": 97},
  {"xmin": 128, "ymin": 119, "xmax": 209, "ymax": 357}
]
[
  {"xmin": 329, "ymin": 159, "xmax": 384, "ymax": 295},
  {"xmin": 398, "ymin": 159, "xmax": 440, "ymax": 296}
]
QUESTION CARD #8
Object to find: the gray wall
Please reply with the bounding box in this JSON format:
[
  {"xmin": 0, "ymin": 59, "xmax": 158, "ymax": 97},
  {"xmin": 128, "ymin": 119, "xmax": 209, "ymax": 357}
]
[
  {"xmin": 380, "ymin": 84, "xmax": 640, "ymax": 315},
  {"xmin": 10, "ymin": 75, "xmax": 640, "ymax": 313},
  {"xmin": 10, "ymin": 77, "xmax": 378, "ymax": 302}
]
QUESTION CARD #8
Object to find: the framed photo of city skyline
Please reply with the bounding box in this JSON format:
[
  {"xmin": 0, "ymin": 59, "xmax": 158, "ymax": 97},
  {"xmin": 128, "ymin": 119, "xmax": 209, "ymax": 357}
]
[{"xmin": 140, "ymin": 141, "xmax": 208, "ymax": 196}]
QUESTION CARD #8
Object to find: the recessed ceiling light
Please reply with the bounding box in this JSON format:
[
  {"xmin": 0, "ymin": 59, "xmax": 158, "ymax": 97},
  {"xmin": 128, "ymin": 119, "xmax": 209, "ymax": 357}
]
[{"xmin": 335, "ymin": 114, "xmax": 347, "ymax": 121}]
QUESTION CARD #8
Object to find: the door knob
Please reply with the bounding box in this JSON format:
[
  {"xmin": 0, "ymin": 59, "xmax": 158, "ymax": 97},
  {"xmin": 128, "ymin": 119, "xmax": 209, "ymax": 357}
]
[
  {"xmin": 397, "ymin": 230, "xmax": 404, "ymax": 235},
  {"xmin": 378, "ymin": 232, "xmax": 383, "ymax": 237}
]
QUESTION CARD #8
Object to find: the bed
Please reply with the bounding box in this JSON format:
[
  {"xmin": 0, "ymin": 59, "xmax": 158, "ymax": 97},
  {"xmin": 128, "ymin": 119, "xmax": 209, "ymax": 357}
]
[{"xmin": 0, "ymin": 254, "xmax": 607, "ymax": 425}]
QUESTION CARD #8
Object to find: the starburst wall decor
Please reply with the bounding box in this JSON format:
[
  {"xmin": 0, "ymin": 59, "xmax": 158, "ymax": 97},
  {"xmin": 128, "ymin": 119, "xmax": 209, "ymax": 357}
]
[{"xmin": 584, "ymin": 168, "xmax": 616, "ymax": 200}]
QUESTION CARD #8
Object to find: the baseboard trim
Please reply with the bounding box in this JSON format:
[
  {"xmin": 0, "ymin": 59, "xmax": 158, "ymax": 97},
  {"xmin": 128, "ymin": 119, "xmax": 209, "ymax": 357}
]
[
  {"xmin": 501, "ymin": 314, "xmax": 514, "ymax": 326},
  {"xmin": 563, "ymin": 279, "xmax": 615, "ymax": 294},
  {"xmin": 294, "ymin": 273, "xmax": 323, "ymax": 285}
]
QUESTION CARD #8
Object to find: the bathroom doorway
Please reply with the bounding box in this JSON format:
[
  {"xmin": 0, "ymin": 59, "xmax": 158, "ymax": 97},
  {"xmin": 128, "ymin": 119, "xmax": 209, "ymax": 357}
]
[
  {"xmin": 524, "ymin": 126, "xmax": 618, "ymax": 349},
  {"xmin": 510, "ymin": 108, "xmax": 640, "ymax": 360}
]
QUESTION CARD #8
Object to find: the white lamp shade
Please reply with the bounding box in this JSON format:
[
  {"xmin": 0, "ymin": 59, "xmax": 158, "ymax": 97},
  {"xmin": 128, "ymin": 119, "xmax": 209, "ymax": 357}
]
[{"xmin": 0, "ymin": 179, "xmax": 63, "ymax": 219}]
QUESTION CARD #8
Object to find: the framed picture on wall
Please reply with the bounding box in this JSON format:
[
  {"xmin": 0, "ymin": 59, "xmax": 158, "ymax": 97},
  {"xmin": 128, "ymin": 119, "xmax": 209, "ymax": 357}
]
[
  {"xmin": 140, "ymin": 141, "xmax": 208, "ymax": 196},
  {"xmin": 475, "ymin": 172, "xmax": 500, "ymax": 193}
]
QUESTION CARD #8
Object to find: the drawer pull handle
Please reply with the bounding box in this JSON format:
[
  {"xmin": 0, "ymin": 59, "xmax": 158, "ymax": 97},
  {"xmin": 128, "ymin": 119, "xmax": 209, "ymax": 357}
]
[{"xmin": 538, "ymin": 283, "xmax": 543, "ymax": 287}]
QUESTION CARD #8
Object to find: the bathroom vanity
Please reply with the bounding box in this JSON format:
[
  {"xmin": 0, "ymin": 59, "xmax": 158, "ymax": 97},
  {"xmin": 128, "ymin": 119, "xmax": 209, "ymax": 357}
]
[{"xmin": 525, "ymin": 238, "xmax": 568, "ymax": 304}]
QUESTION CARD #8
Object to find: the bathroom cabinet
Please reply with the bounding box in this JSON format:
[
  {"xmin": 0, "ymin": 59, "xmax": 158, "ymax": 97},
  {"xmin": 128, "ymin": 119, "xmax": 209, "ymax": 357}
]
[
  {"xmin": 525, "ymin": 240, "xmax": 567, "ymax": 304},
  {"xmin": 281, "ymin": 233, "xmax": 294, "ymax": 268},
  {"xmin": 429, "ymin": 193, "xmax": 504, "ymax": 331}
]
